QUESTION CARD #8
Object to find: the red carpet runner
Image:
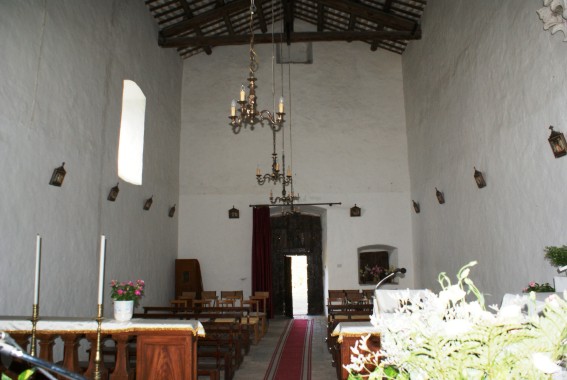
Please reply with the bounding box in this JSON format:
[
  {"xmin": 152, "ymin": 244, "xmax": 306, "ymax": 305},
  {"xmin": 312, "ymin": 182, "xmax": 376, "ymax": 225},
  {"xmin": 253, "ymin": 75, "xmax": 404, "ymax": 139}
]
[{"xmin": 263, "ymin": 319, "xmax": 314, "ymax": 380}]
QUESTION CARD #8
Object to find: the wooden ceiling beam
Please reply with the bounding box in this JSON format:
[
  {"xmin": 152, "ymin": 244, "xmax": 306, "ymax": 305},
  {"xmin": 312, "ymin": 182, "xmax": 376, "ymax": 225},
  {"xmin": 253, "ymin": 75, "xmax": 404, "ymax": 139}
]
[
  {"xmin": 216, "ymin": 0, "xmax": 235, "ymax": 35},
  {"xmin": 179, "ymin": 0, "xmax": 212, "ymax": 55},
  {"xmin": 148, "ymin": 0, "xmax": 178, "ymax": 13},
  {"xmin": 347, "ymin": 0, "xmax": 360, "ymax": 32},
  {"xmin": 159, "ymin": 30, "xmax": 420, "ymax": 48},
  {"xmin": 317, "ymin": 2, "xmax": 325, "ymax": 32},
  {"xmin": 282, "ymin": 0, "xmax": 295, "ymax": 44},
  {"xmin": 161, "ymin": 0, "xmax": 249, "ymax": 38},
  {"xmin": 315, "ymin": 0, "xmax": 417, "ymax": 31},
  {"xmin": 255, "ymin": 0, "xmax": 269, "ymax": 33}
]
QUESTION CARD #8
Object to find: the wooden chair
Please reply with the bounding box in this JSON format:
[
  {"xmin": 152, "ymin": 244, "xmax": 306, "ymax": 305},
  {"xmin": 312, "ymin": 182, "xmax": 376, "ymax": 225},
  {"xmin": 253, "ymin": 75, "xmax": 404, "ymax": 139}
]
[
  {"xmin": 219, "ymin": 291, "xmax": 241, "ymax": 307},
  {"xmin": 195, "ymin": 290, "xmax": 217, "ymax": 307},
  {"xmin": 327, "ymin": 290, "xmax": 345, "ymax": 305},
  {"xmin": 361, "ymin": 289, "xmax": 374, "ymax": 302},
  {"xmin": 178, "ymin": 291, "xmax": 196, "ymax": 308},
  {"xmin": 344, "ymin": 290, "xmax": 365, "ymax": 304},
  {"xmin": 250, "ymin": 291, "xmax": 269, "ymax": 336},
  {"xmin": 170, "ymin": 299, "xmax": 187, "ymax": 308}
]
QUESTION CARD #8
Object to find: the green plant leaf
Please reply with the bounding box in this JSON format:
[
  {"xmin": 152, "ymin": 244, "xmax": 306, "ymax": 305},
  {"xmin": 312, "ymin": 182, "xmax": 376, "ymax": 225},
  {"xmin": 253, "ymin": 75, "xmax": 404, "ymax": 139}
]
[{"xmin": 17, "ymin": 368, "xmax": 36, "ymax": 380}]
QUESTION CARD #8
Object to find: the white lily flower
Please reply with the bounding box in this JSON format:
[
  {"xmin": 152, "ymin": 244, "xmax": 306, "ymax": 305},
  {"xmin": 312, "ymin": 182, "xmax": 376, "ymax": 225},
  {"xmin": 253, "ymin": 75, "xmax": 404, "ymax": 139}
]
[{"xmin": 532, "ymin": 352, "xmax": 562, "ymax": 374}]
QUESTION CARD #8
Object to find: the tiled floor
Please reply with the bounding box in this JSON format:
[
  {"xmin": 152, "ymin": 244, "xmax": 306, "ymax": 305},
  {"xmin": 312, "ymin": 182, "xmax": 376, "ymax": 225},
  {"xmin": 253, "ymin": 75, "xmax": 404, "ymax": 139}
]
[{"xmin": 215, "ymin": 315, "xmax": 337, "ymax": 380}]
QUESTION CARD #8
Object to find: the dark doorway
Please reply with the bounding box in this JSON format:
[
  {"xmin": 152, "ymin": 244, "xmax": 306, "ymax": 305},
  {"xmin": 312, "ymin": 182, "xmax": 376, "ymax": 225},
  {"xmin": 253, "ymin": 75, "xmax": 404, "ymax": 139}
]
[{"xmin": 271, "ymin": 213, "xmax": 324, "ymax": 316}]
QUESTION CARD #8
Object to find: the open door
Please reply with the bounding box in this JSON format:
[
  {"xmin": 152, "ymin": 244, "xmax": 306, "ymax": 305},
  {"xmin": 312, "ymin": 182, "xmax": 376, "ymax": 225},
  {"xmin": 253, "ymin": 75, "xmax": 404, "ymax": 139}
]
[
  {"xmin": 271, "ymin": 214, "xmax": 324, "ymax": 316},
  {"xmin": 284, "ymin": 256, "xmax": 293, "ymax": 318}
]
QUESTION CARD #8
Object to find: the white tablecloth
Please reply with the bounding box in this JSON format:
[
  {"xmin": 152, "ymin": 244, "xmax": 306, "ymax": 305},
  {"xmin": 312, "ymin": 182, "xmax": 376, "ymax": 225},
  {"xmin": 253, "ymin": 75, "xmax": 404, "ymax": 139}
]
[
  {"xmin": 0, "ymin": 317, "xmax": 205, "ymax": 337},
  {"xmin": 331, "ymin": 321, "xmax": 380, "ymax": 343}
]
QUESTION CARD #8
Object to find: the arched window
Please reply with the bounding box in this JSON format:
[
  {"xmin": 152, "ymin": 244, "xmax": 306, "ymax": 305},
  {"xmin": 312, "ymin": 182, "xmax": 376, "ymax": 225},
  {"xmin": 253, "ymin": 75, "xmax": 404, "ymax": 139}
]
[{"xmin": 118, "ymin": 80, "xmax": 146, "ymax": 185}]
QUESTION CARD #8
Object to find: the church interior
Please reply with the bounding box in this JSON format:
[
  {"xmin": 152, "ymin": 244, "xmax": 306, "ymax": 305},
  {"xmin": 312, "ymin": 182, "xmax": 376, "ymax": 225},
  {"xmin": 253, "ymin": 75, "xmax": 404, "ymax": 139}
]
[{"xmin": 1, "ymin": 0, "xmax": 567, "ymax": 379}]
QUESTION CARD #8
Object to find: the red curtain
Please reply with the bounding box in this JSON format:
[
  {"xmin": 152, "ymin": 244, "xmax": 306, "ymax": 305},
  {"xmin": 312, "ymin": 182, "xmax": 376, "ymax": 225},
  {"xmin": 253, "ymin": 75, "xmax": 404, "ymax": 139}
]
[{"xmin": 252, "ymin": 206, "xmax": 273, "ymax": 318}]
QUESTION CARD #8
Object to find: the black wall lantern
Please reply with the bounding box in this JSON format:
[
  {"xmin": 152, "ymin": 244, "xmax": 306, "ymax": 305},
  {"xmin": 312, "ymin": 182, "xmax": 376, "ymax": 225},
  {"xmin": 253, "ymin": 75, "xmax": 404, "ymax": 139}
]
[
  {"xmin": 435, "ymin": 188, "xmax": 445, "ymax": 204},
  {"xmin": 350, "ymin": 204, "xmax": 361, "ymax": 217},
  {"xmin": 228, "ymin": 206, "xmax": 240, "ymax": 219},
  {"xmin": 143, "ymin": 196, "xmax": 153, "ymax": 210},
  {"xmin": 49, "ymin": 162, "xmax": 66, "ymax": 187},
  {"xmin": 548, "ymin": 126, "xmax": 567, "ymax": 158},
  {"xmin": 473, "ymin": 167, "xmax": 486, "ymax": 188},
  {"xmin": 107, "ymin": 183, "xmax": 119, "ymax": 201},
  {"xmin": 169, "ymin": 205, "xmax": 176, "ymax": 218},
  {"xmin": 412, "ymin": 200, "xmax": 420, "ymax": 214}
]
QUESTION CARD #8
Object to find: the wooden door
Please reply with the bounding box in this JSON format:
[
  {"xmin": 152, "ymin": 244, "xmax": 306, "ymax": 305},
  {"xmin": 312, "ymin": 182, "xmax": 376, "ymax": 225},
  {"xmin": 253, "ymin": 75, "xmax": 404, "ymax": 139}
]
[
  {"xmin": 271, "ymin": 214, "xmax": 324, "ymax": 315},
  {"xmin": 284, "ymin": 256, "xmax": 293, "ymax": 318}
]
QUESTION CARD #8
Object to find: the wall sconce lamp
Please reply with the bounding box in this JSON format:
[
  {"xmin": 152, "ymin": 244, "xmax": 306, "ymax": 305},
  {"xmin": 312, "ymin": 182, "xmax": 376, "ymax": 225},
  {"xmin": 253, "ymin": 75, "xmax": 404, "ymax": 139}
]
[
  {"xmin": 412, "ymin": 201, "xmax": 420, "ymax": 214},
  {"xmin": 228, "ymin": 206, "xmax": 240, "ymax": 219},
  {"xmin": 169, "ymin": 205, "xmax": 176, "ymax": 218},
  {"xmin": 49, "ymin": 162, "xmax": 66, "ymax": 187},
  {"xmin": 107, "ymin": 183, "xmax": 119, "ymax": 201},
  {"xmin": 548, "ymin": 126, "xmax": 567, "ymax": 158},
  {"xmin": 143, "ymin": 196, "xmax": 153, "ymax": 211},
  {"xmin": 435, "ymin": 188, "xmax": 445, "ymax": 204},
  {"xmin": 473, "ymin": 167, "xmax": 486, "ymax": 188},
  {"xmin": 350, "ymin": 204, "xmax": 361, "ymax": 217}
]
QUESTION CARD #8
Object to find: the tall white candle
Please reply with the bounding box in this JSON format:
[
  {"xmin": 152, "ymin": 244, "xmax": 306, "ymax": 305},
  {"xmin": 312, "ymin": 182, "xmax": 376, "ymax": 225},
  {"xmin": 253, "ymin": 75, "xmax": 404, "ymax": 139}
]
[
  {"xmin": 97, "ymin": 235, "xmax": 106, "ymax": 305},
  {"xmin": 34, "ymin": 235, "xmax": 41, "ymax": 305}
]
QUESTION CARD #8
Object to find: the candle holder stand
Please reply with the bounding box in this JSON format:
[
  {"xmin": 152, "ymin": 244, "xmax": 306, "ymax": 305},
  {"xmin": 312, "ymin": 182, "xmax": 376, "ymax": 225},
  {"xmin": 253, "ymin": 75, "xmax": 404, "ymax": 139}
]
[
  {"xmin": 30, "ymin": 304, "xmax": 39, "ymax": 356},
  {"xmin": 93, "ymin": 304, "xmax": 104, "ymax": 380}
]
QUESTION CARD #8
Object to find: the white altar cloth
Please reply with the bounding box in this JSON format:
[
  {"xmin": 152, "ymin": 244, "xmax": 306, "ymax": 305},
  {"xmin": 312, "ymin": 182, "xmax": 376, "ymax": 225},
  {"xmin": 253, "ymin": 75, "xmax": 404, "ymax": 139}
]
[
  {"xmin": 331, "ymin": 321, "xmax": 380, "ymax": 343},
  {"xmin": 0, "ymin": 317, "xmax": 205, "ymax": 337}
]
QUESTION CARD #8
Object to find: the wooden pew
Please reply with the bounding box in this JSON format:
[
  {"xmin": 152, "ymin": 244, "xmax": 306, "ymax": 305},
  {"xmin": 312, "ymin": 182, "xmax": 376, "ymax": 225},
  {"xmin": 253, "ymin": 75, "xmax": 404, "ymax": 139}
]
[{"xmin": 326, "ymin": 302, "xmax": 373, "ymax": 368}]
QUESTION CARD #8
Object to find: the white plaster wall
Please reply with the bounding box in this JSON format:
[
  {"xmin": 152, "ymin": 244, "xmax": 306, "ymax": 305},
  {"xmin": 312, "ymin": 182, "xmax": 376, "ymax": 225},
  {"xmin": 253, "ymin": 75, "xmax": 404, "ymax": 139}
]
[
  {"xmin": 403, "ymin": 0, "xmax": 567, "ymax": 304},
  {"xmin": 0, "ymin": 1, "xmax": 182, "ymax": 317},
  {"xmin": 179, "ymin": 26, "xmax": 414, "ymax": 299}
]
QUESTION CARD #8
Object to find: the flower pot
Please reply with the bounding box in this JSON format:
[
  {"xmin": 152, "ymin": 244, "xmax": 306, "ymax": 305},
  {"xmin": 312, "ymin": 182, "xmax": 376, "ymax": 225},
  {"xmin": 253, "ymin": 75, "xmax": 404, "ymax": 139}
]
[
  {"xmin": 554, "ymin": 276, "xmax": 567, "ymax": 292},
  {"xmin": 113, "ymin": 300, "xmax": 134, "ymax": 321}
]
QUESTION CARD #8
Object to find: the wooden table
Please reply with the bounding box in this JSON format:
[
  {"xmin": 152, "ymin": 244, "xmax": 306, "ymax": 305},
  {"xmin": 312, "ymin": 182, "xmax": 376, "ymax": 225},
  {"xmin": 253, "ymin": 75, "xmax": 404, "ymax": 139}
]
[
  {"xmin": 331, "ymin": 321, "xmax": 380, "ymax": 380},
  {"xmin": 0, "ymin": 317, "xmax": 205, "ymax": 380}
]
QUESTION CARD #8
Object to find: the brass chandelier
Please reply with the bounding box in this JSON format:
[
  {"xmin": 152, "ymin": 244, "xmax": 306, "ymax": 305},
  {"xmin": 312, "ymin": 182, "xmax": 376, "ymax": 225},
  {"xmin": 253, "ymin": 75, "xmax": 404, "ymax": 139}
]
[
  {"xmin": 256, "ymin": 132, "xmax": 292, "ymax": 186},
  {"xmin": 229, "ymin": 1, "xmax": 285, "ymax": 134}
]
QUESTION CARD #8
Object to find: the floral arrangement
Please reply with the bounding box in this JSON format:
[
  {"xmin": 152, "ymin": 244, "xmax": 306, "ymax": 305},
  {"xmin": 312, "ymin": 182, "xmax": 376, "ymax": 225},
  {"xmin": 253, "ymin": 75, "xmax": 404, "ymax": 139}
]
[
  {"xmin": 360, "ymin": 265, "xmax": 391, "ymax": 283},
  {"xmin": 110, "ymin": 279, "xmax": 145, "ymax": 307},
  {"xmin": 523, "ymin": 281, "xmax": 555, "ymax": 293},
  {"xmin": 346, "ymin": 262, "xmax": 567, "ymax": 379}
]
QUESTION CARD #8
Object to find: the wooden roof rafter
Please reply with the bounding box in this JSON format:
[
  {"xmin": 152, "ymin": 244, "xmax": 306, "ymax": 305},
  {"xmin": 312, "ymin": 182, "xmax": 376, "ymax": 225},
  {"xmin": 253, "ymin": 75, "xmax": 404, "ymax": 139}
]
[{"xmin": 145, "ymin": 0, "xmax": 427, "ymax": 58}]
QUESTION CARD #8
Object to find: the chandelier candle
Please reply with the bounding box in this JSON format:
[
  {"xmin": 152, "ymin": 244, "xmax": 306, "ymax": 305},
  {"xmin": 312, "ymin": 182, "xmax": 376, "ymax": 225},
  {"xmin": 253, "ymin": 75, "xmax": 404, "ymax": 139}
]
[
  {"xmin": 97, "ymin": 235, "xmax": 106, "ymax": 305},
  {"xmin": 34, "ymin": 235, "xmax": 41, "ymax": 305}
]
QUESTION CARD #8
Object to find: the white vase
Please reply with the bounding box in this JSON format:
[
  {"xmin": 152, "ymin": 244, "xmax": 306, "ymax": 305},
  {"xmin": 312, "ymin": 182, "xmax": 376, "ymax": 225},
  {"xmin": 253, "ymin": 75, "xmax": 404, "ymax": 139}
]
[
  {"xmin": 113, "ymin": 300, "xmax": 134, "ymax": 321},
  {"xmin": 554, "ymin": 276, "xmax": 567, "ymax": 292}
]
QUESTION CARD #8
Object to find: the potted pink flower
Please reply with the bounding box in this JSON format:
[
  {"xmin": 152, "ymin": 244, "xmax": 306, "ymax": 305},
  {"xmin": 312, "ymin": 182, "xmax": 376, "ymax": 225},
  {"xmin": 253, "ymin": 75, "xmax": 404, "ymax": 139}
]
[{"xmin": 110, "ymin": 279, "xmax": 145, "ymax": 321}]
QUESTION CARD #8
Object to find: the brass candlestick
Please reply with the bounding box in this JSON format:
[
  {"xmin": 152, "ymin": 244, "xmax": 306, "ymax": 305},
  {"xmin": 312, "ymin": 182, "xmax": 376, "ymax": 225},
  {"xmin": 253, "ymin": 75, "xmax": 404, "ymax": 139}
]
[
  {"xmin": 93, "ymin": 304, "xmax": 104, "ymax": 380},
  {"xmin": 30, "ymin": 304, "xmax": 39, "ymax": 356}
]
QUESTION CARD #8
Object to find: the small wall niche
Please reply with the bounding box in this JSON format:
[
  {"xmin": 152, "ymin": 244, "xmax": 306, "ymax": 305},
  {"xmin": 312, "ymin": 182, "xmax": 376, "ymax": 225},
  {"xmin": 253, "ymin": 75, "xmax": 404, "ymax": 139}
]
[{"xmin": 357, "ymin": 245, "xmax": 398, "ymax": 285}]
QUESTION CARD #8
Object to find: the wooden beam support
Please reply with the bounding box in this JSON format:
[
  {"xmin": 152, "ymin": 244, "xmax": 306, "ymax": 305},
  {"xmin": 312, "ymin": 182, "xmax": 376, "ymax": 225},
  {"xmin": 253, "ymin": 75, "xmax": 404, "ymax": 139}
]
[
  {"xmin": 317, "ymin": 2, "xmax": 325, "ymax": 32},
  {"xmin": 255, "ymin": 0, "xmax": 268, "ymax": 33},
  {"xmin": 216, "ymin": 0, "xmax": 235, "ymax": 35},
  {"xmin": 347, "ymin": 0, "xmax": 360, "ymax": 32},
  {"xmin": 179, "ymin": 0, "xmax": 212, "ymax": 55},
  {"xmin": 161, "ymin": 0, "xmax": 249, "ymax": 38},
  {"xmin": 282, "ymin": 0, "xmax": 294, "ymax": 45},
  {"xmin": 159, "ymin": 30, "xmax": 420, "ymax": 48},
  {"xmin": 315, "ymin": 0, "xmax": 417, "ymax": 31}
]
